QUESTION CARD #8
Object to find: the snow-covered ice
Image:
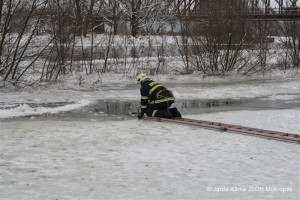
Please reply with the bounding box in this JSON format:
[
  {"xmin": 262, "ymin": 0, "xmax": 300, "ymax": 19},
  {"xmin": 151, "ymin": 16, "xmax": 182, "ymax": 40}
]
[
  {"xmin": 1, "ymin": 76, "xmax": 300, "ymax": 200},
  {"xmin": 0, "ymin": 99, "xmax": 90, "ymax": 119},
  {"xmin": 0, "ymin": 110, "xmax": 299, "ymax": 200}
]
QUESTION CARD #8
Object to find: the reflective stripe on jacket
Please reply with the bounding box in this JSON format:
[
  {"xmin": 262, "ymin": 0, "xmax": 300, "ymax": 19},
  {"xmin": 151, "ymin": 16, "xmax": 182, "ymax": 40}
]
[{"xmin": 139, "ymin": 80, "xmax": 174, "ymax": 113}]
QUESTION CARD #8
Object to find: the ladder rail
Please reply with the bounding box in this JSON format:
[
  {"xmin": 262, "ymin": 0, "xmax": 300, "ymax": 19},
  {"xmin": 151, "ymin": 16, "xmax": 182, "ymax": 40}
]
[{"xmin": 142, "ymin": 116, "xmax": 300, "ymax": 144}]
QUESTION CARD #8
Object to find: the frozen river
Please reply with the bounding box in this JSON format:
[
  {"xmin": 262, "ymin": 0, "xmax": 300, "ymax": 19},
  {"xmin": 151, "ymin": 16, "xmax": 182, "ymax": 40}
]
[
  {"xmin": 1, "ymin": 78, "xmax": 300, "ymax": 199},
  {"xmin": 1, "ymin": 78, "xmax": 300, "ymax": 121}
]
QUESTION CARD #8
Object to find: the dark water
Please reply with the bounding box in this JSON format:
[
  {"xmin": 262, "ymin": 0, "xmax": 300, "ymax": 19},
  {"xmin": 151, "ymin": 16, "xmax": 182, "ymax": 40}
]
[
  {"xmin": 91, "ymin": 93, "xmax": 300, "ymax": 116},
  {"xmin": 2, "ymin": 93, "xmax": 299, "ymax": 122}
]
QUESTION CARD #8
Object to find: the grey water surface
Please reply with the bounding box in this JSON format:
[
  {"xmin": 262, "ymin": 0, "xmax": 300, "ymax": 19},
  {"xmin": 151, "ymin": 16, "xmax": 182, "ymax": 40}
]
[{"xmin": 1, "ymin": 93, "xmax": 300, "ymax": 122}]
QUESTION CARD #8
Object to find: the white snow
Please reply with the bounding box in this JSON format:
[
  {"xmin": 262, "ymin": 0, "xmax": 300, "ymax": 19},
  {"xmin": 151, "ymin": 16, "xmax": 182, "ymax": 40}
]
[
  {"xmin": 0, "ymin": 110, "xmax": 299, "ymax": 200},
  {"xmin": 0, "ymin": 99, "xmax": 90, "ymax": 119},
  {"xmin": 1, "ymin": 75, "xmax": 300, "ymax": 199}
]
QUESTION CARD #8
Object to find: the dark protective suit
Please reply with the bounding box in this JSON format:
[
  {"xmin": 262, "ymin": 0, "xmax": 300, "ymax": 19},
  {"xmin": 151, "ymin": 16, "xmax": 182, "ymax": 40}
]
[{"xmin": 139, "ymin": 80, "xmax": 175, "ymax": 118}]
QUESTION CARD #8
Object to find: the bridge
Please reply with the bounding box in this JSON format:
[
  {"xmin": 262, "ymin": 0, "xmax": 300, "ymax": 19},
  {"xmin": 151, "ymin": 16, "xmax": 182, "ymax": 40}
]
[{"xmin": 174, "ymin": 0, "xmax": 300, "ymax": 20}]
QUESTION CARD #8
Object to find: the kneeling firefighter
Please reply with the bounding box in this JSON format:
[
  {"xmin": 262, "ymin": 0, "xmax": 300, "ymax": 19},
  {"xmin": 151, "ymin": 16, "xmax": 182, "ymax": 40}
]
[{"xmin": 136, "ymin": 73, "xmax": 181, "ymax": 119}]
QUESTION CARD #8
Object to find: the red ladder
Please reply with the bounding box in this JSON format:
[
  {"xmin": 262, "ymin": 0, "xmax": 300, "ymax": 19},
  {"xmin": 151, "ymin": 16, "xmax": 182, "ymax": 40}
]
[{"xmin": 142, "ymin": 116, "xmax": 300, "ymax": 144}]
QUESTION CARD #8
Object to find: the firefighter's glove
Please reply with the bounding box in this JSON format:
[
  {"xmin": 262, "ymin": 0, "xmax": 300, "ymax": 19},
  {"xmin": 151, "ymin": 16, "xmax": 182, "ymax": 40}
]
[{"xmin": 138, "ymin": 113, "xmax": 144, "ymax": 119}]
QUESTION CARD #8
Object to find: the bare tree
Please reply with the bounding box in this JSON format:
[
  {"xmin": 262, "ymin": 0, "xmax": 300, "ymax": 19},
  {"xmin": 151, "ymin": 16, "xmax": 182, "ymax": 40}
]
[
  {"xmin": 96, "ymin": 0, "xmax": 121, "ymax": 35},
  {"xmin": 74, "ymin": 0, "xmax": 96, "ymax": 37},
  {"xmin": 175, "ymin": 0, "xmax": 262, "ymax": 75},
  {"xmin": 116, "ymin": 0, "xmax": 172, "ymax": 37},
  {"xmin": 281, "ymin": 19, "xmax": 300, "ymax": 68},
  {"xmin": 0, "ymin": 0, "xmax": 49, "ymax": 84},
  {"xmin": 45, "ymin": 0, "xmax": 77, "ymax": 79}
]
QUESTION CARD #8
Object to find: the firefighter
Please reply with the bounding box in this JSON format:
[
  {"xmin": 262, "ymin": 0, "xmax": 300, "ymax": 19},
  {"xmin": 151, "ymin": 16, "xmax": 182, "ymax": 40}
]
[{"xmin": 136, "ymin": 73, "xmax": 181, "ymax": 119}]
